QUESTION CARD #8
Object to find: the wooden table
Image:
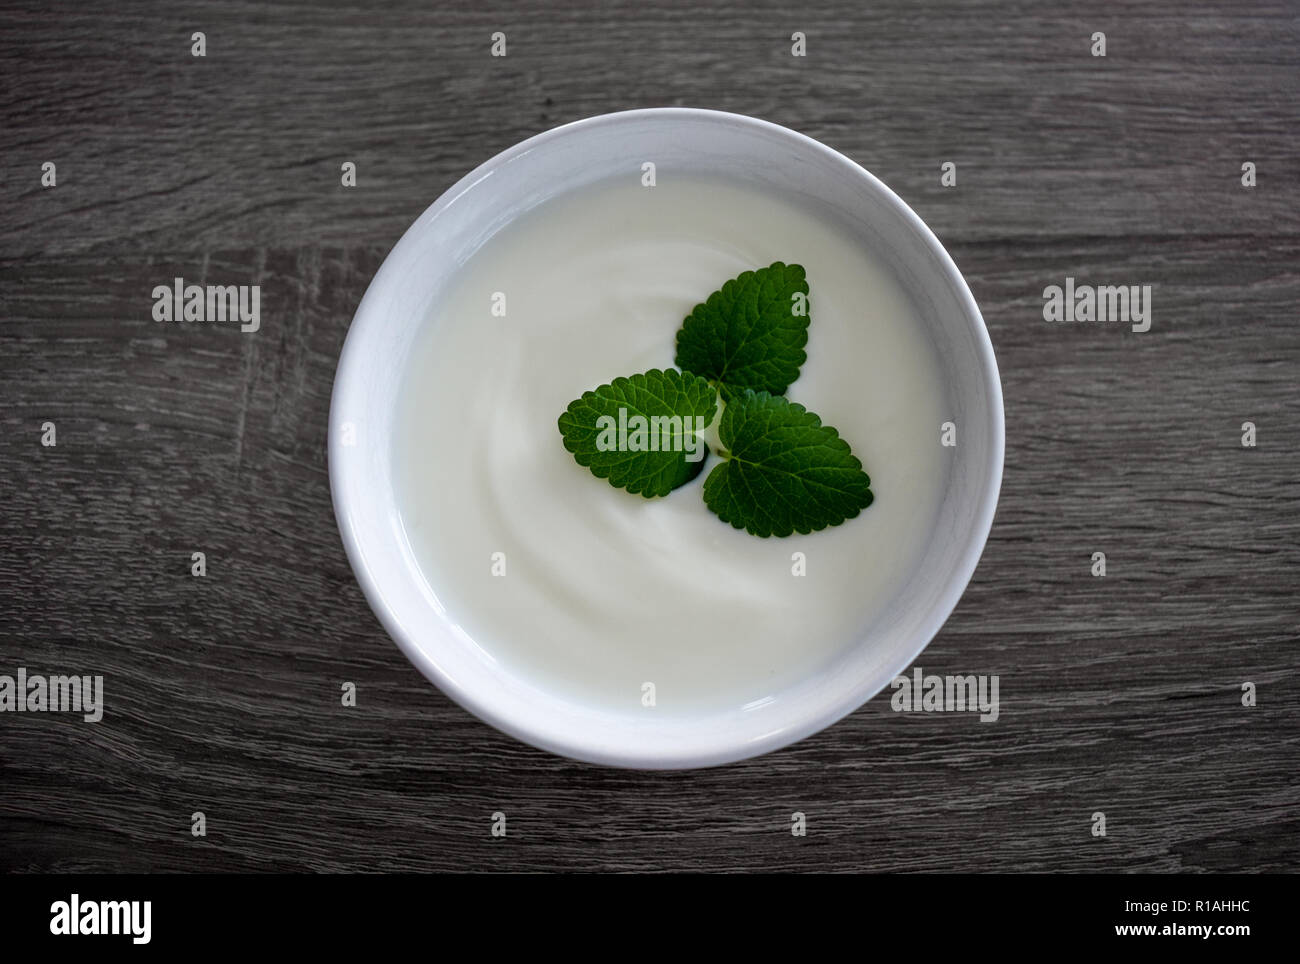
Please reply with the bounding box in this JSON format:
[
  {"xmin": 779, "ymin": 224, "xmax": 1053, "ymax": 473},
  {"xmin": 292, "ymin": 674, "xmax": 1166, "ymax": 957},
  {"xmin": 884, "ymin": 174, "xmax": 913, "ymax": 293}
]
[{"xmin": 2, "ymin": 0, "xmax": 1296, "ymax": 872}]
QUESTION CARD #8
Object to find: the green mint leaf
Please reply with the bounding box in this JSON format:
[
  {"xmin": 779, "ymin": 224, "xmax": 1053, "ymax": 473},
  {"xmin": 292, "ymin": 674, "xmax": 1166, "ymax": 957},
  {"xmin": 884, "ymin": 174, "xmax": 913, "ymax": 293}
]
[
  {"xmin": 702, "ymin": 391, "xmax": 873, "ymax": 537},
  {"xmin": 674, "ymin": 262, "xmax": 810, "ymax": 400},
  {"xmin": 557, "ymin": 369, "xmax": 719, "ymax": 498}
]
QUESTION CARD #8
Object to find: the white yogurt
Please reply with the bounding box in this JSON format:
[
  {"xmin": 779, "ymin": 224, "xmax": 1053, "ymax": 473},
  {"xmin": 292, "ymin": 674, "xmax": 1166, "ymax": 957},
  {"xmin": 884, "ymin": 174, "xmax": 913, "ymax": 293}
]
[{"xmin": 392, "ymin": 175, "xmax": 947, "ymax": 717}]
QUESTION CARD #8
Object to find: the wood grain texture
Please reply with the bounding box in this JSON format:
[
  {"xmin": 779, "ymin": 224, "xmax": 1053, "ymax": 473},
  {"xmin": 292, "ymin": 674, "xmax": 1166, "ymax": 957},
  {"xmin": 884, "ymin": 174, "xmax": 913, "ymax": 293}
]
[{"xmin": 1, "ymin": 0, "xmax": 1297, "ymax": 872}]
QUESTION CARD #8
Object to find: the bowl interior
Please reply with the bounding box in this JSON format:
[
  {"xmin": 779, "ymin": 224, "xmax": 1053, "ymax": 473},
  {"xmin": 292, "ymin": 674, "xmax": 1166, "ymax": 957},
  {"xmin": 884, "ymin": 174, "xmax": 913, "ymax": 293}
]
[{"xmin": 329, "ymin": 108, "xmax": 1003, "ymax": 768}]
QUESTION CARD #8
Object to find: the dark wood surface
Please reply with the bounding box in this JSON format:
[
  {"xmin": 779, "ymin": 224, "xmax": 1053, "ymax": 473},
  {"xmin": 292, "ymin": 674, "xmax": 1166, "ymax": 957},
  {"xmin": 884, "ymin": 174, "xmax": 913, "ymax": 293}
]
[{"xmin": 1, "ymin": 1, "xmax": 1297, "ymax": 872}]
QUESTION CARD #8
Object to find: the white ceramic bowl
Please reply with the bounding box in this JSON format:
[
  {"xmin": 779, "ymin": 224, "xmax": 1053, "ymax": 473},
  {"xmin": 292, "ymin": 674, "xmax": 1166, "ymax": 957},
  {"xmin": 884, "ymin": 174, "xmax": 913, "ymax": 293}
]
[{"xmin": 329, "ymin": 108, "xmax": 1004, "ymax": 769}]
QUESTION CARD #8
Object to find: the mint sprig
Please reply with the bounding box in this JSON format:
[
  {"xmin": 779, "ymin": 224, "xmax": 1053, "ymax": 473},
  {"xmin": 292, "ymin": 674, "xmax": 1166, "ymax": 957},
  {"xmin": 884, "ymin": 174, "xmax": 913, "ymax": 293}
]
[
  {"xmin": 557, "ymin": 264, "xmax": 874, "ymax": 537},
  {"xmin": 557, "ymin": 368, "xmax": 717, "ymax": 498},
  {"xmin": 702, "ymin": 391, "xmax": 873, "ymax": 537},
  {"xmin": 674, "ymin": 262, "xmax": 810, "ymax": 400}
]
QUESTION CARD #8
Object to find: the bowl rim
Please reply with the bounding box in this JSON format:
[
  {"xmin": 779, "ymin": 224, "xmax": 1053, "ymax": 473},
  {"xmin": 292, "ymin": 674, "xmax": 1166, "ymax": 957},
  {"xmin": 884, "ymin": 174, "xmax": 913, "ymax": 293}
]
[{"xmin": 328, "ymin": 106, "xmax": 1006, "ymax": 769}]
